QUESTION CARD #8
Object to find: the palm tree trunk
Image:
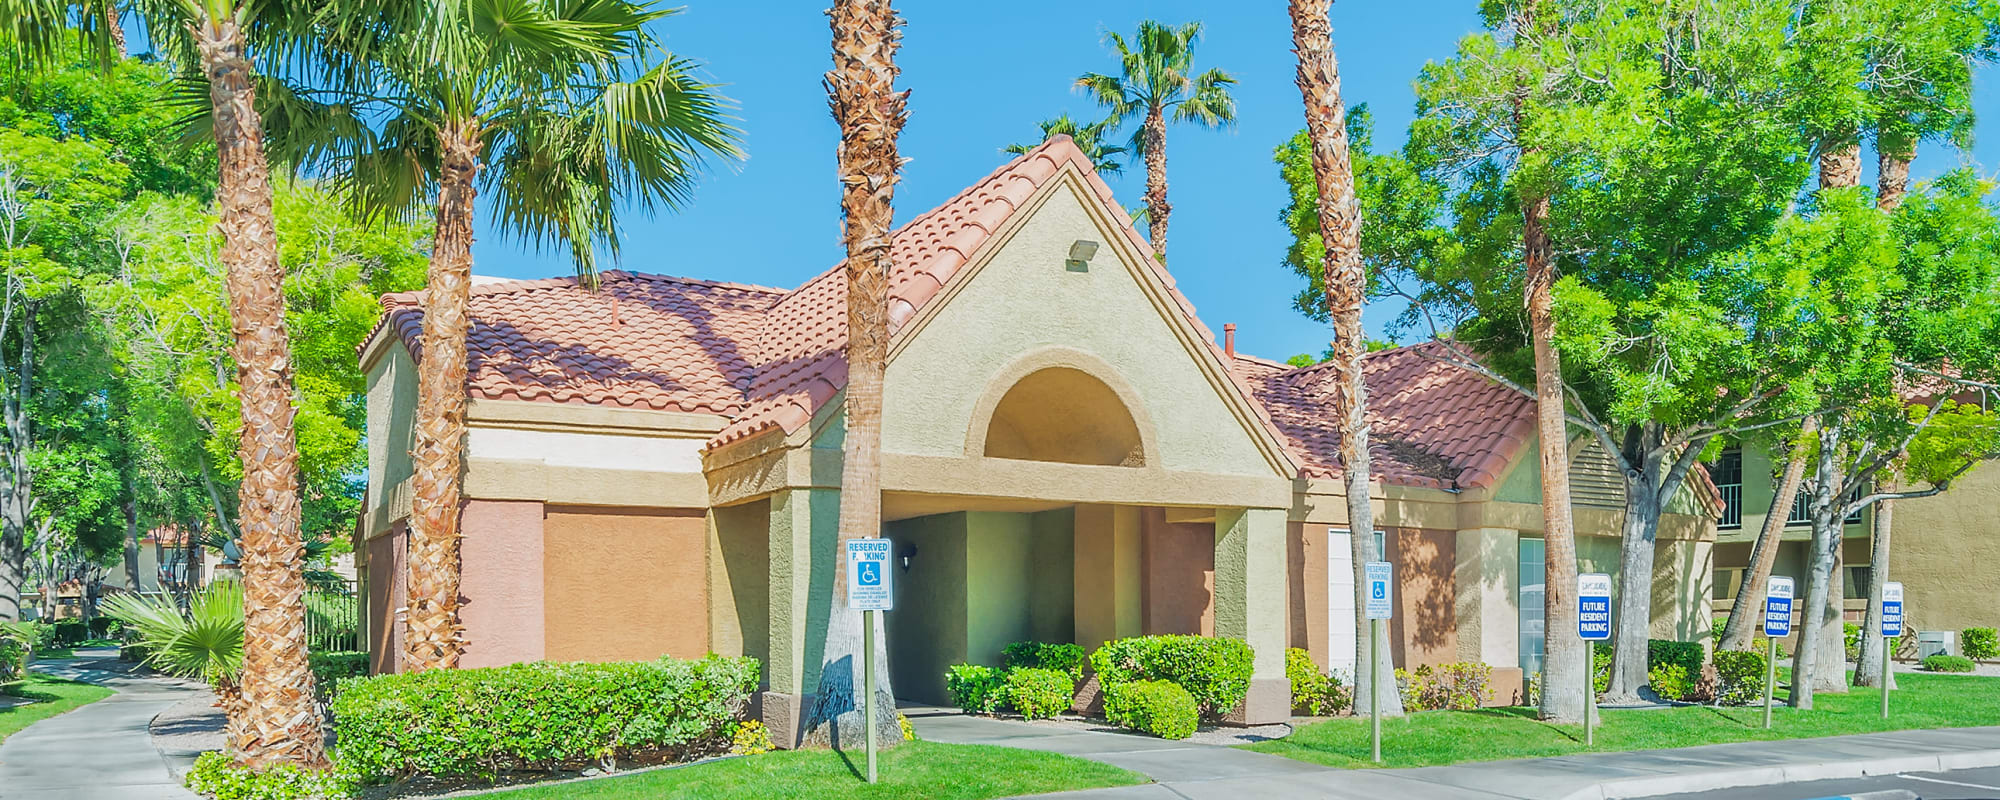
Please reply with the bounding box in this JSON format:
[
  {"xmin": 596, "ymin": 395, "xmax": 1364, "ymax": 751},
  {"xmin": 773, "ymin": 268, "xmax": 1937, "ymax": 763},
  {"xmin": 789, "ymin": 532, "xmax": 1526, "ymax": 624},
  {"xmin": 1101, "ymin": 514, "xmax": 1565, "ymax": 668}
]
[
  {"xmin": 192, "ymin": 16, "xmax": 326, "ymax": 769},
  {"xmin": 1141, "ymin": 106, "xmax": 1170, "ymax": 259},
  {"xmin": 1875, "ymin": 148, "xmax": 1910, "ymax": 212},
  {"xmin": 101, "ymin": 1, "xmax": 124, "ymax": 59},
  {"xmin": 807, "ymin": 0, "xmax": 906, "ymax": 751},
  {"xmin": 1288, "ymin": 0, "xmax": 1403, "ymax": 719},
  {"xmin": 1717, "ymin": 417, "xmax": 1816, "ymax": 652},
  {"xmin": 1853, "ymin": 149, "xmax": 1910, "ymax": 690},
  {"xmin": 403, "ymin": 120, "xmax": 481, "ymax": 674}
]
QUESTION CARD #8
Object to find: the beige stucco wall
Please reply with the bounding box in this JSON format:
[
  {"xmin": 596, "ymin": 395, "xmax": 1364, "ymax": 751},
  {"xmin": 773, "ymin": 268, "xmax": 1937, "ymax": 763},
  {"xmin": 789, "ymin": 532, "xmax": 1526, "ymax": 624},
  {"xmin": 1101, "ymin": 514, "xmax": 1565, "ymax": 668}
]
[
  {"xmin": 708, "ymin": 500, "xmax": 771, "ymax": 667},
  {"xmin": 881, "ymin": 181, "xmax": 1281, "ymax": 480},
  {"xmin": 884, "ymin": 512, "xmax": 970, "ymax": 705},
  {"xmin": 1074, "ymin": 504, "xmax": 1142, "ymax": 651},
  {"xmin": 543, "ymin": 507, "xmax": 708, "ymax": 662},
  {"xmin": 1890, "ymin": 460, "xmax": 2000, "ymax": 633},
  {"xmin": 363, "ymin": 342, "xmax": 419, "ymax": 539}
]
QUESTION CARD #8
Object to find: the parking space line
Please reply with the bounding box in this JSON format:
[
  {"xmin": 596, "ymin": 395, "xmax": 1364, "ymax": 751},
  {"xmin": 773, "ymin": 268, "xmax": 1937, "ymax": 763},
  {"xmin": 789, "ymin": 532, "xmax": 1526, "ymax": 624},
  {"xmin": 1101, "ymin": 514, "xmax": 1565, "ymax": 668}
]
[{"xmin": 1902, "ymin": 773, "xmax": 2000, "ymax": 793}]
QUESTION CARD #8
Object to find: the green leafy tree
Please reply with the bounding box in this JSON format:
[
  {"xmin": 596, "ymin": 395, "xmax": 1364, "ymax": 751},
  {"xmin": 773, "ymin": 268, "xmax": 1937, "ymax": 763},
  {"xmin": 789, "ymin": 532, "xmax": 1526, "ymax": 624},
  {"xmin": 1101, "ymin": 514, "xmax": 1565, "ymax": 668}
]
[{"xmin": 1076, "ymin": 19, "xmax": 1236, "ymax": 259}]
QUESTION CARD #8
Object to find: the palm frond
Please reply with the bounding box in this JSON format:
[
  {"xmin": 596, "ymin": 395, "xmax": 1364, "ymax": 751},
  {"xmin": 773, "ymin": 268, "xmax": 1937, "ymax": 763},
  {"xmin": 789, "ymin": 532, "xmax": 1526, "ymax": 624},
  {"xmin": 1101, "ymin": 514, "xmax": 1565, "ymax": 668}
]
[{"xmin": 103, "ymin": 580, "xmax": 243, "ymax": 688}]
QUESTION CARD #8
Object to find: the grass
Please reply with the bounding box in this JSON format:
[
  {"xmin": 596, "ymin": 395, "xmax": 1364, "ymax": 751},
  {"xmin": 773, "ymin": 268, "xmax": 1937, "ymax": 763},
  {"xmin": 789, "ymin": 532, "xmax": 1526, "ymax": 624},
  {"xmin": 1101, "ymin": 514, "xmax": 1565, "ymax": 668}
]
[
  {"xmin": 0, "ymin": 673, "xmax": 115, "ymax": 744},
  {"xmin": 1247, "ymin": 672, "xmax": 2000, "ymax": 769},
  {"xmin": 468, "ymin": 741, "xmax": 1149, "ymax": 799}
]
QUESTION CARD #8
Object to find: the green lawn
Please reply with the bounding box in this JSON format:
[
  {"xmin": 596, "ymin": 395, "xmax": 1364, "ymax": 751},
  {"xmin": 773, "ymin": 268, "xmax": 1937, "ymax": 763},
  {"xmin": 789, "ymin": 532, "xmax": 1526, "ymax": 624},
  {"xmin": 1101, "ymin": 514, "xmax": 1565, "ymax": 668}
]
[
  {"xmin": 469, "ymin": 741, "xmax": 1148, "ymax": 800},
  {"xmin": 1248, "ymin": 672, "xmax": 2000, "ymax": 769},
  {"xmin": 0, "ymin": 673, "xmax": 115, "ymax": 744}
]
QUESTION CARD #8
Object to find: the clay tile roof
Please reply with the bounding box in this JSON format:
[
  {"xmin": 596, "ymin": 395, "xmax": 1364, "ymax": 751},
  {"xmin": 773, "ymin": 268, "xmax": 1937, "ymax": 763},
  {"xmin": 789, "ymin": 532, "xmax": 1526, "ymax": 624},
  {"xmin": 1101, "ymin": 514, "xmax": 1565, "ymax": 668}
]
[
  {"xmin": 1234, "ymin": 342, "xmax": 1537, "ymax": 490},
  {"xmin": 371, "ymin": 271, "xmax": 786, "ymax": 416}
]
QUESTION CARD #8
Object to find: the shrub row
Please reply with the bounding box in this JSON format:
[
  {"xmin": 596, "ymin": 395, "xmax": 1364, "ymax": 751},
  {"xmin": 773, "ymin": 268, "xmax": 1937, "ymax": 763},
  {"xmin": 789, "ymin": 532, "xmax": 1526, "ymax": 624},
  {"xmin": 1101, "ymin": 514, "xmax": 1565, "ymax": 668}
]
[
  {"xmin": 1089, "ymin": 635, "xmax": 1253, "ymax": 721},
  {"xmin": 1285, "ymin": 648, "xmax": 1350, "ymax": 715},
  {"xmin": 1003, "ymin": 641, "xmax": 1088, "ymax": 681},
  {"xmin": 330, "ymin": 655, "xmax": 757, "ymax": 780},
  {"xmin": 308, "ymin": 651, "xmax": 369, "ymax": 691},
  {"xmin": 1922, "ymin": 654, "xmax": 1976, "ymax": 673},
  {"xmin": 1396, "ymin": 662, "xmax": 1493, "ymax": 711}
]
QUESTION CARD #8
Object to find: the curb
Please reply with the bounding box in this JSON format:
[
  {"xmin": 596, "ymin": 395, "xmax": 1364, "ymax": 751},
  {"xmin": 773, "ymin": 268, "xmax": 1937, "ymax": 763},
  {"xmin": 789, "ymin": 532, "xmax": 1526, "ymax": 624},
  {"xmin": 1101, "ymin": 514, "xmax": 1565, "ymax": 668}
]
[{"xmin": 1555, "ymin": 747, "xmax": 2000, "ymax": 800}]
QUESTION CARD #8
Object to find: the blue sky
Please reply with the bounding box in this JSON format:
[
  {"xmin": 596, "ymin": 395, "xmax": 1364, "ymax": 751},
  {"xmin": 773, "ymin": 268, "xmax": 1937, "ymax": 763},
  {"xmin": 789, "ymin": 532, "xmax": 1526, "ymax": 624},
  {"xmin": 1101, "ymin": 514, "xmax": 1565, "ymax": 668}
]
[{"xmin": 468, "ymin": 1, "xmax": 2000, "ymax": 364}]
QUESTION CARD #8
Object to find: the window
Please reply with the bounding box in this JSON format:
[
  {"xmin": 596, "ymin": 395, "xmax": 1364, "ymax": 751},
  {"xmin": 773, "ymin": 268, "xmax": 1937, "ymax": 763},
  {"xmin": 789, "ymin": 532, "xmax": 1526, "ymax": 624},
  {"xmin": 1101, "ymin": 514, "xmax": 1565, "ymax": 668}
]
[
  {"xmin": 1844, "ymin": 565, "xmax": 1872, "ymax": 600},
  {"xmin": 1715, "ymin": 450, "xmax": 1744, "ymax": 529},
  {"xmin": 1519, "ymin": 538, "xmax": 1547, "ymax": 681}
]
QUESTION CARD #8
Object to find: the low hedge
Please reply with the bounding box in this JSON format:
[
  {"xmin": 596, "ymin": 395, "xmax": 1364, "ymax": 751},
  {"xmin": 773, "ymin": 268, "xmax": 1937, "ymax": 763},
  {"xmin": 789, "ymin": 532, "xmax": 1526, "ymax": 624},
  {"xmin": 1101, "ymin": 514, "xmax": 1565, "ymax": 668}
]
[
  {"xmin": 1648, "ymin": 640, "xmax": 1703, "ymax": 678},
  {"xmin": 1090, "ymin": 635, "xmax": 1254, "ymax": 720},
  {"xmin": 1006, "ymin": 668, "xmax": 1074, "ymax": 720},
  {"xmin": 1712, "ymin": 649, "xmax": 1766, "ymax": 706},
  {"xmin": 52, "ymin": 619, "xmax": 87, "ymax": 647},
  {"xmin": 1003, "ymin": 641, "xmax": 1088, "ymax": 681},
  {"xmin": 1922, "ymin": 654, "xmax": 1976, "ymax": 673},
  {"xmin": 1963, "ymin": 627, "xmax": 1998, "ymax": 661},
  {"xmin": 330, "ymin": 655, "xmax": 757, "ymax": 780},
  {"xmin": 1103, "ymin": 679, "xmax": 1197, "ymax": 740},
  {"xmin": 308, "ymin": 651, "xmax": 369, "ymax": 690},
  {"xmin": 186, "ymin": 751, "xmax": 354, "ymax": 800},
  {"xmin": 946, "ymin": 664, "xmax": 1007, "ymax": 714}
]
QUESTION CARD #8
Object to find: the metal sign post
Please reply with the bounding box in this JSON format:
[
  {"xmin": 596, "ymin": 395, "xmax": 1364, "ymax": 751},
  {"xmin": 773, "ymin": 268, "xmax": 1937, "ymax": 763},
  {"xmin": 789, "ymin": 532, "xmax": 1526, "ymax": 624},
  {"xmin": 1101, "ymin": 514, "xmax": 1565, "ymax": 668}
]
[
  {"xmin": 1762, "ymin": 577, "xmax": 1794, "ymax": 729},
  {"xmin": 1577, "ymin": 574, "xmax": 1613, "ymax": 747},
  {"xmin": 1364, "ymin": 561, "xmax": 1393, "ymax": 764},
  {"xmin": 1880, "ymin": 582, "xmax": 1903, "ymax": 719},
  {"xmin": 847, "ymin": 539, "xmax": 894, "ymax": 783}
]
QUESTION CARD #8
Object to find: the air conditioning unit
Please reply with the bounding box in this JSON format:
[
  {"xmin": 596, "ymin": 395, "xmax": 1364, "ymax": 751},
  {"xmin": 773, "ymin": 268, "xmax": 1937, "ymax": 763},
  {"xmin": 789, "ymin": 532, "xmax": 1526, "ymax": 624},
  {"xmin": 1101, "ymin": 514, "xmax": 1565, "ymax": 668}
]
[{"xmin": 1917, "ymin": 630, "xmax": 1957, "ymax": 660}]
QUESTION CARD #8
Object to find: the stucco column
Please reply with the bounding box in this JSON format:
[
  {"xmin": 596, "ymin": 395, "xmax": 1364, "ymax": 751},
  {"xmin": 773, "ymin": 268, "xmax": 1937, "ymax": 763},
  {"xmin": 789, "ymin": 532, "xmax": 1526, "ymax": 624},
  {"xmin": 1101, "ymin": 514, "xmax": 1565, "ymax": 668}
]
[
  {"xmin": 762, "ymin": 487, "xmax": 837, "ymax": 748},
  {"xmin": 458, "ymin": 500, "xmax": 546, "ymax": 668},
  {"xmin": 1214, "ymin": 507, "xmax": 1288, "ymax": 725},
  {"xmin": 1455, "ymin": 527, "xmax": 1521, "ymax": 701},
  {"xmin": 1074, "ymin": 504, "xmax": 1142, "ymax": 650}
]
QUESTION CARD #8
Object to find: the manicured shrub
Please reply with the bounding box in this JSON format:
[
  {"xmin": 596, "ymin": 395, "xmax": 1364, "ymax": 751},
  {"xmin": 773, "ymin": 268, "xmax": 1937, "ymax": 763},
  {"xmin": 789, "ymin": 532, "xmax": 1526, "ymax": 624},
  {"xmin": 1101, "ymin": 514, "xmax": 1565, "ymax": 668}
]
[
  {"xmin": 185, "ymin": 751, "xmax": 354, "ymax": 800},
  {"xmin": 1003, "ymin": 641, "xmax": 1088, "ymax": 681},
  {"xmin": 1007, "ymin": 668, "xmax": 1074, "ymax": 720},
  {"xmin": 26, "ymin": 622, "xmax": 56, "ymax": 652},
  {"xmin": 1921, "ymin": 654, "xmax": 1976, "ymax": 673},
  {"xmin": 1286, "ymin": 648, "xmax": 1330, "ymax": 715},
  {"xmin": 1592, "ymin": 643, "xmax": 1613, "ymax": 694},
  {"xmin": 1751, "ymin": 636, "xmax": 1790, "ymax": 658},
  {"xmin": 0, "ymin": 626, "xmax": 26, "ymax": 681},
  {"xmin": 1395, "ymin": 662, "xmax": 1493, "ymax": 711},
  {"xmin": 1711, "ymin": 649, "xmax": 1767, "ymax": 706},
  {"xmin": 88, "ymin": 617, "xmax": 118, "ymax": 639},
  {"xmin": 1103, "ymin": 679, "xmax": 1198, "ymax": 740},
  {"xmin": 52, "ymin": 619, "xmax": 87, "ymax": 647},
  {"xmin": 945, "ymin": 664, "xmax": 1007, "ymax": 714},
  {"xmin": 1089, "ymin": 635, "xmax": 1254, "ymax": 720},
  {"xmin": 1844, "ymin": 623, "xmax": 1862, "ymax": 661},
  {"xmin": 308, "ymin": 651, "xmax": 368, "ymax": 689},
  {"xmin": 1647, "ymin": 640, "xmax": 1703, "ymax": 678},
  {"xmin": 1962, "ymin": 628, "xmax": 1999, "ymax": 661},
  {"xmin": 330, "ymin": 655, "xmax": 757, "ymax": 780},
  {"xmin": 1646, "ymin": 663, "xmax": 1692, "ymax": 702}
]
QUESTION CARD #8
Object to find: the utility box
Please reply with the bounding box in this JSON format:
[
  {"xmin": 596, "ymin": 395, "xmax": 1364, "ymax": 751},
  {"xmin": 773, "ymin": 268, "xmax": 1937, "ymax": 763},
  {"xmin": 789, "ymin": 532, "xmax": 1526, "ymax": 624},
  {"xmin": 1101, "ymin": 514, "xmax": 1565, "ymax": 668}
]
[{"xmin": 1918, "ymin": 630, "xmax": 1957, "ymax": 660}]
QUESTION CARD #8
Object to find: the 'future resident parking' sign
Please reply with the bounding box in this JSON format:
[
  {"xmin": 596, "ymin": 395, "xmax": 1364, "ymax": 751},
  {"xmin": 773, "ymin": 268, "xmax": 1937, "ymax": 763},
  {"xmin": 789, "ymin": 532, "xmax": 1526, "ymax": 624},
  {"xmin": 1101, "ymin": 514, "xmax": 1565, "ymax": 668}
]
[
  {"xmin": 1578, "ymin": 573, "xmax": 1613, "ymax": 641},
  {"xmin": 1764, "ymin": 576, "xmax": 1795, "ymax": 638},
  {"xmin": 1881, "ymin": 582, "xmax": 1904, "ymax": 638},
  {"xmin": 847, "ymin": 539, "xmax": 893, "ymax": 611}
]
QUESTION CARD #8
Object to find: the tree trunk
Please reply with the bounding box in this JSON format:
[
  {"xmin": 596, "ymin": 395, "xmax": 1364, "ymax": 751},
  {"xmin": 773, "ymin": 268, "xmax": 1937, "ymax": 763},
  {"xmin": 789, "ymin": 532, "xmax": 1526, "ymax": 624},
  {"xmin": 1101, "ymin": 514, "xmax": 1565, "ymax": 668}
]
[
  {"xmin": 1875, "ymin": 147, "xmax": 1910, "ymax": 212},
  {"xmin": 403, "ymin": 120, "xmax": 481, "ymax": 673},
  {"xmin": 1605, "ymin": 437, "xmax": 1666, "ymax": 704},
  {"xmin": 1718, "ymin": 417, "xmax": 1817, "ymax": 652},
  {"xmin": 123, "ymin": 496, "xmax": 140, "ymax": 595},
  {"xmin": 1790, "ymin": 421, "xmax": 1842, "ymax": 709},
  {"xmin": 1288, "ymin": 0, "xmax": 1403, "ymax": 719},
  {"xmin": 1141, "ymin": 106, "xmax": 1169, "ymax": 259},
  {"xmin": 1820, "ymin": 142, "xmax": 1861, "ymax": 191},
  {"xmin": 1853, "ymin": 489, "xmax": 1895, "ymax": 689},
  {"xmin": 193, "ymin": 16, "xmax": 326, "ymax": 769},
  {"xmin": 806, "ymin": 0, "xmax": 907, "ymax": 751},
  {"xmin": 0, "ymin": 306, "xmax": 29, "ymax": 625},
  {"xmin": 102, "ymin": 1, "xmax": 124, "ymax": 59}
]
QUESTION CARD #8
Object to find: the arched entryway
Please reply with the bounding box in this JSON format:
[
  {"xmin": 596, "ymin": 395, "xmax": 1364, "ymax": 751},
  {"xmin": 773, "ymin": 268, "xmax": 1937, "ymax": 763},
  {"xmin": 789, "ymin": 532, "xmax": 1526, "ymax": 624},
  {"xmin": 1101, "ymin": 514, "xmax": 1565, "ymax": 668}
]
[{"xmin": 981, "ymin": 367, "xmax": 1146, "ymax": 467}]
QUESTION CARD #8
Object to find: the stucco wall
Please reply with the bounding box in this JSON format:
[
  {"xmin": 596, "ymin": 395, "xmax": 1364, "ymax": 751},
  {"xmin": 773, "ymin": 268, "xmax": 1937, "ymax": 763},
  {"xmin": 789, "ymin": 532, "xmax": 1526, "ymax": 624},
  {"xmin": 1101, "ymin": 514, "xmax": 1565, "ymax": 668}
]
[
  {"xmin": 365, "ymin": 523, "xmax": 406, "ymax": 675},
  {"xmin": 542, "ymin": 507, "xmax": 708, "ymax": 662},
  {"xmin": 881, "ymin": 183, "xmax": 1276, "ymax": 479},
  {"xmin": 966, "ymin": 511, "xmax": 1040, "ymax": 669},
  {"xmin": 459, "ymin": 500, "xmax": 546, "ymax": 668},
  {"xmin": 364, "ymin": 344, "xmax": 418, "ymax": 529},
  {"xmin": 1388, "ymin": 527, "xmax": 1458, "ymax": 670},
  {"xmin": 1074, "ymin": 504, "xmax": 1142, "ymax": 650},
  {"xmin": 467, "ymin": 427, "xmax": 706, "ymax": 473},
  {"xmin": 885, "ymin": 512, "xmax": 970, "ymax": 705},
  {"xmin": 1028, "ymin": 509, "xmax": 1076, "ymax": 644},
  {"xmin": 709, "ymin": 501, "xmax": 771, "ymax": 667},
  {"xmin": 1140, "ymin": 507, "xmax": 1214, "ymax": 636},
  {"xmin": 1890, "ymin": 460, "xmax": 2000, "ymax": 632}
]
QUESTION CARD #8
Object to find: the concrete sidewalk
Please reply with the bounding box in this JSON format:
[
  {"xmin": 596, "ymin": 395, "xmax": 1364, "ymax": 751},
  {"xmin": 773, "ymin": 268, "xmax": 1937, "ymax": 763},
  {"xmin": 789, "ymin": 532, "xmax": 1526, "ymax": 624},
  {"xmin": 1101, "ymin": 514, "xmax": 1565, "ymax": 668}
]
[
  {"xmin": 911, "ymin": 707, "xmax": 2000, "ymax": 800},
  {"xmin": 0, "ymin": 649, "xmax": 204, "ymax": 800}
]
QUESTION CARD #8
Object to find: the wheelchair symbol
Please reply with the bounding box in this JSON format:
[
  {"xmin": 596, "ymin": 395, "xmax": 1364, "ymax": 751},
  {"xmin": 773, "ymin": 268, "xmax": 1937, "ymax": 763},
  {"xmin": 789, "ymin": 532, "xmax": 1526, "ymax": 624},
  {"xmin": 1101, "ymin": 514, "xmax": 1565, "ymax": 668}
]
[
  {"xmin": 1371, "ymin": 583, "xmax": 1385, "ymax": 600},
  {"xmin": 857, "ymin": 561, "xmax": 882, "ymax": 587}
]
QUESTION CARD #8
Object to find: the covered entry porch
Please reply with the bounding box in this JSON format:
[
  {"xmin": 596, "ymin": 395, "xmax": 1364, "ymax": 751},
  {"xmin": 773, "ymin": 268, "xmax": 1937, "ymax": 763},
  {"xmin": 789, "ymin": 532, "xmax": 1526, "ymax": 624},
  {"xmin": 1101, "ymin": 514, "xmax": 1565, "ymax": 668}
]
[{"xmin": 881, "ymin": 498, "xmax": 1283, "ymax": 715}]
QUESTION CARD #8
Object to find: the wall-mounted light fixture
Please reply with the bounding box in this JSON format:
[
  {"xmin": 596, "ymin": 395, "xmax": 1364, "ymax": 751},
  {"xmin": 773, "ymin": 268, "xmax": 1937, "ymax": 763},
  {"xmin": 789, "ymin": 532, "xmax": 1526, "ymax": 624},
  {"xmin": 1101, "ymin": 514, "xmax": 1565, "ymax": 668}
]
[
  {"xmin": 1066, "ymin": 239, "xmax": 1100, "ymax": 272},
  {"xmin": 899, "ymin": 542, "xmax": 919, "ymax": 572}
]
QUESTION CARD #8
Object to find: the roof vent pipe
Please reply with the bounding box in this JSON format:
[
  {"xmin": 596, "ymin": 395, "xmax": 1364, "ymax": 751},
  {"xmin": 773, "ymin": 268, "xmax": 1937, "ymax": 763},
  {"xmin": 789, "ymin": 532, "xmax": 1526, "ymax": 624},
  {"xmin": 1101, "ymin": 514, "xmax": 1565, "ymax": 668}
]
[{"xmin": 1223, "ymin": 323, "xmax": 1236, "ymax": 358}]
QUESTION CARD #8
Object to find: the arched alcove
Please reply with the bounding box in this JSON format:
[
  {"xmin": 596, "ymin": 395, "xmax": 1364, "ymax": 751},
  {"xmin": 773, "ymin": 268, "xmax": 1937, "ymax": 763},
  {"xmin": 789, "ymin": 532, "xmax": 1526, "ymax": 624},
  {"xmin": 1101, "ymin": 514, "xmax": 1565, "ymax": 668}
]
[{"xmin": 981, "ymin": 367, "xmax": 1146, "ymax": 467}]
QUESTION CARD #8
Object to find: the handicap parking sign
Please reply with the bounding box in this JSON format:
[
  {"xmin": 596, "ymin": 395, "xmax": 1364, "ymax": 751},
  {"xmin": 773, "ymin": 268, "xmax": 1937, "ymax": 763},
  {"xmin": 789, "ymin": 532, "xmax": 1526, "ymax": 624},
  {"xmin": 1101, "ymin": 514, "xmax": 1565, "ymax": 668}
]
[
  {"xmin": 847, "ymin": 539, "xmax": 893, "ymax": 611},
  {"xmin": 1364, "ymin": 561, "xmax": 1393, "ymax": 620}
]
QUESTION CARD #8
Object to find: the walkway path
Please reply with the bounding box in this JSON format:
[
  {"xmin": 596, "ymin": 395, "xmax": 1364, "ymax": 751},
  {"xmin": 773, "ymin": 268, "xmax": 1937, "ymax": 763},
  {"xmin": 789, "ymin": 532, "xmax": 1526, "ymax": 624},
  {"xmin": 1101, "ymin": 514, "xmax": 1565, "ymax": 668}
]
[
  {"xmin": 0, "ymin": 649, "xmax": 203, "ymax": 800},
  {"xmin": 910, "ymin": 707, "xmax": 2000, "ymax": 800}
]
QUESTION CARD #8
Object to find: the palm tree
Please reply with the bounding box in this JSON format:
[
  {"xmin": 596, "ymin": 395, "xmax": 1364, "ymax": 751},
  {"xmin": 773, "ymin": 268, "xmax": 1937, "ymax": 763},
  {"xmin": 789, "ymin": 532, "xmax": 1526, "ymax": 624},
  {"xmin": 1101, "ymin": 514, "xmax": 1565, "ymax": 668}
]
[
  {"xmin": 1076, "ymin": 20, "xmax": 1235, "ymax": 259},
  {"xmin": 1004, "ymin": 113, "xmax": 1127, "ymax": 176},
  {"xmin": 806, "ymin": 0, "xmax": 905, "ymax": 751},
  {"xmin": 273, "ymin": 0, "xmax": 740, "ymax": 672},
  {"xmin": 104, "ymin": 582, "xmax": 245, "ymax": 718},
  {"xmin": 1285, "ymin": 0, "xmax": 1402, "ymax": 720},
  {"xmin": 0, "ymin": 0, "xmax": 327, "ymax": 768}
]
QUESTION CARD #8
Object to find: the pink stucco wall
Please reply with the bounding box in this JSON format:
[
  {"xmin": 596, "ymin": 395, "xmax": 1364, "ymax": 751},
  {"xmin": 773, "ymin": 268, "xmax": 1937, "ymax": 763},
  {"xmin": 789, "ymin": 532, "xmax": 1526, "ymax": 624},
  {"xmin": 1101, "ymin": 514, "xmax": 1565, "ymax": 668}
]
[
  {"xmin": 459, "ymin": 500, "xmax": 547, "ymax": 668},
  {"xmin": 366, "ymin": 523, "xmax": 407, "ymax": 675}
]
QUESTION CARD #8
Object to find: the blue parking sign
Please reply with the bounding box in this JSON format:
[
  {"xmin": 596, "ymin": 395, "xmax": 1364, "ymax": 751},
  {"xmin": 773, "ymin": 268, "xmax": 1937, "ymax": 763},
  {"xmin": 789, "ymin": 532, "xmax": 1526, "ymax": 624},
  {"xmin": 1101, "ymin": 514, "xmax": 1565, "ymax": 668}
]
[
  {"xmin": 1764, "ymin": 576, "xmax": 1794, "ymax": 638},
  {"xmin": 1881, "ymin": 582, "xmax": 1904, "ymax": 637},
  {"xmin": 1578, "ymin": 573, "xmax": 1613, "ymax": 641},
  {"xmin": 847, "ymin": 539, "xmax": 893, "ymax": 611}
]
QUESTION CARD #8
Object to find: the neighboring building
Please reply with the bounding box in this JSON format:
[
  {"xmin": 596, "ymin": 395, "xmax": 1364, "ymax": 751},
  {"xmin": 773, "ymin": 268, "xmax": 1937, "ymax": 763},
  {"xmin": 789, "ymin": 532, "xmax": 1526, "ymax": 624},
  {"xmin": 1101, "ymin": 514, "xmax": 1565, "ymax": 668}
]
[
  {"xmin": 355, "ymin": 137, "xmax": 1718, "ymax": 744},
  {"xmin": 1712, "ymin": 444, "xmax": 2000, "ymax": 643}
]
